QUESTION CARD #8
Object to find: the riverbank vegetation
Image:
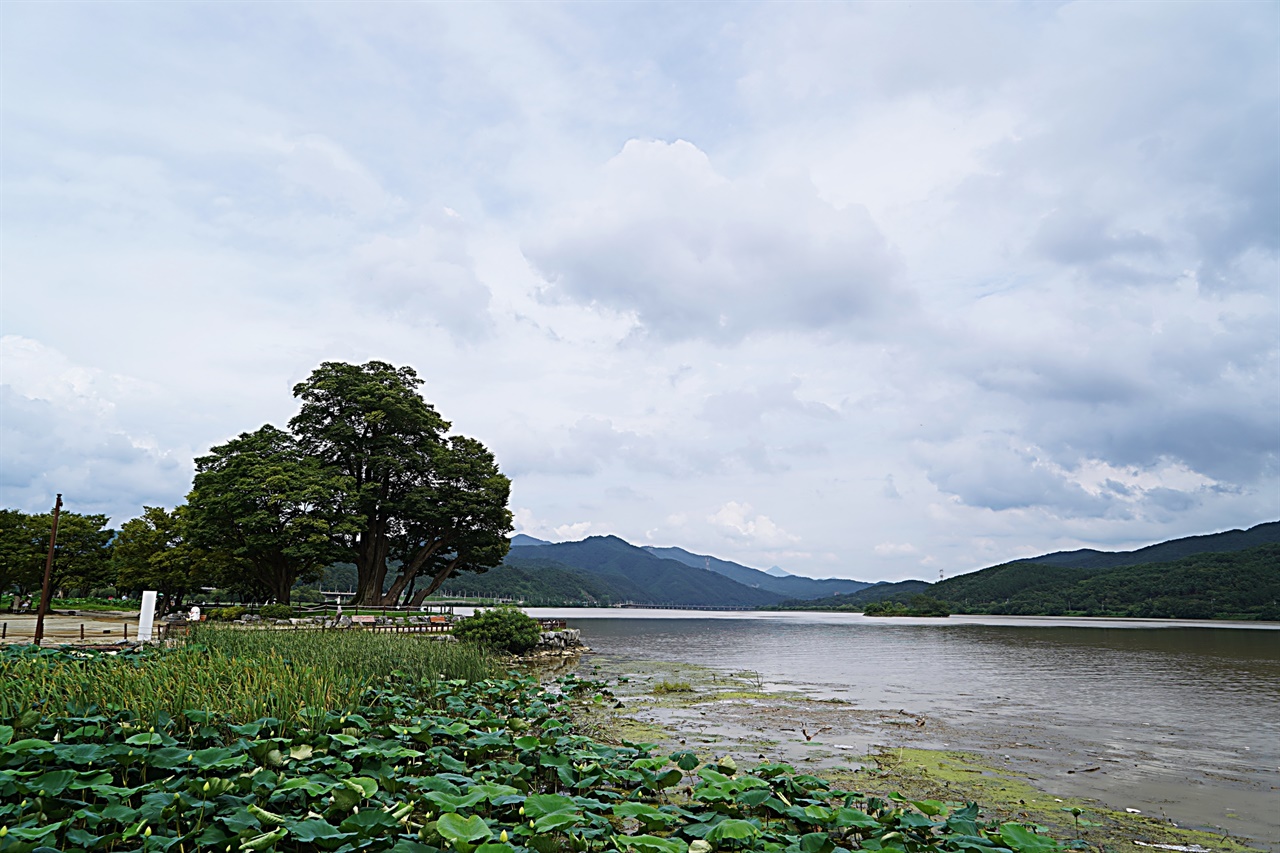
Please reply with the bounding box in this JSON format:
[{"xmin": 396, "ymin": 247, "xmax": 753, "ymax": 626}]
[
  {"xmin": 0, "ymin": 626, "xmax": 1071, "ymax": 853},
  {"xmin": 862, "ymin": 596, "xmax": 951, "ymax": 617}
]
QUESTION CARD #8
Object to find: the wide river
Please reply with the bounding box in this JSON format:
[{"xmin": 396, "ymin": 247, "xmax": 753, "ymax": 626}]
[{"xmin": 481, "ymin": 609, "xmax": 1280, "ymax": 848}]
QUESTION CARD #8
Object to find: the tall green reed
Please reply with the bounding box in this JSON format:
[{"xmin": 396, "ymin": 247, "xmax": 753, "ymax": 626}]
[{"xmin": 0, "ymin": 626, "xmax": 493, "ymax": 728}]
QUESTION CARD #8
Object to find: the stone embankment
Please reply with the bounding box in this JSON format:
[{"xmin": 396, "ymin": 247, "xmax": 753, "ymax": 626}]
[{"xmin": 531, "ymin": 628, "xmax": 589, "ymax": 657}]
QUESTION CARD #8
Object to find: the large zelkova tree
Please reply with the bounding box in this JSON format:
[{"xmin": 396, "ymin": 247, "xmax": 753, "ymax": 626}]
[
  {"xmin": 113, "ymin": 505, "xmax": 229, "ymax": 610},
  {"xmin": 185, "ymin": 425, "xmax": 357, "ymax": 604},
  {"xmin": 290, "ymin": 361, "xmax": 513, "ymax": 606}
]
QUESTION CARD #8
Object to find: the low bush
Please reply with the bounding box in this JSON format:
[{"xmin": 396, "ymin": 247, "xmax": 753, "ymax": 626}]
[
  {"xmin": 453, "ymin": 605, "xmax": 543, "ymax": 654},
  {"xmin": 259, "ymin": 603, "xmax": 294, "ymax": 620},
  {"xmin": 654, "ymin": 680, "xmax": 694, "ymax": 694},
  {"xmin": 209, "ymin": 605, "xmax": 247, "ymax": 621}
]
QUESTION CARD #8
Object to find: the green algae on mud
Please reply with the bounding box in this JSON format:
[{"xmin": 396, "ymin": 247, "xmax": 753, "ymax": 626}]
[{"xmin": 841, "ymin": 748, "xmax": 1264, "ymax": 853}]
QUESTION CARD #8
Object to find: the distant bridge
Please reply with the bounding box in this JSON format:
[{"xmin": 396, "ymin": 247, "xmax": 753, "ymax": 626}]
[{"xmin": 618, "ymin": 603, "xmax": 756, "ymax": 611}]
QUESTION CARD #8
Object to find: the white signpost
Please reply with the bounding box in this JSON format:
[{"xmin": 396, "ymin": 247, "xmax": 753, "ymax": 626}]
[{"xmin": 137, "ymin": 590, "xmax": 158, "ymax": 642}]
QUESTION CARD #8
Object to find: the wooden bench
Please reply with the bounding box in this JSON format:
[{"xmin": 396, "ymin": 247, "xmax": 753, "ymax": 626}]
[{"xmin": 350, "ymin": 615, "xmax": 377, "ymax": 626}]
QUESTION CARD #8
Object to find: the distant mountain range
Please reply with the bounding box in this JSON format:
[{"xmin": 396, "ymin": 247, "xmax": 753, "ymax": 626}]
[
  {"xmin": 640, "ymin": 545, "xmax": 868, "ymax": 599},
  {"xmin": 443, "ymin": 535, "xmax": 869, "ymax": 607},
  {"xmin": 446, "ymin": 521, "xmax": 1279, "ymax": 619}
]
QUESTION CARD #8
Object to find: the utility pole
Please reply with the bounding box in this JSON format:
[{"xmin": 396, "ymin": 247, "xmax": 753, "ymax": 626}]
[{"xmin": 33, "ymin": 493, "xmax": 63, "ymax": 646}]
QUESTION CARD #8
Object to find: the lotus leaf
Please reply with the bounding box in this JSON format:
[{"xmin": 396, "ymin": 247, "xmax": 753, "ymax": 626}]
[
  {"xmin": 437, "ymin": 812, "xmax": 494, "ymax": 844},
  {"xmin": 614, "ymin": 834, "xmax": 688, "ymax": 853},
  {"xmin": 706, "ymin": 819, "xmax": 762, "ymax": 846},
  {"xmin": 288, "ymin": 817, "xmax": 353, "ymax": 849},
  {"xmin": 426, "ymin": 789, "xmax": 488, "ymax": 812},
  {"xmin": 999, "ymin": 824, "xmax": 1062, "ymax": 853},
  {"xmin": 798, "ymin": 832, "xmax": 835, "ymax": 853}
]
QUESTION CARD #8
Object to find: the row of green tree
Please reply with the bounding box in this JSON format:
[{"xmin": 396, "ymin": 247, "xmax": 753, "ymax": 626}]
[
  {"xmin": 862, "ymin": 595, "xmax": 952, "ymax": 617},
  {"xmin": 2, "ymin": 361, "xmax": 514, "ymax": 608}
]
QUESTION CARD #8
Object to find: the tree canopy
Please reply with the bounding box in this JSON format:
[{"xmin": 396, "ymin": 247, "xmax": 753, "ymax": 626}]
[
  {"xmin": 0, "ymin": 508, "xmax": 114, "ymax": 596},
  {"xmin": 288, "ymin": 361, "xmax": 512, "ymax": 605},
  {"xmin": 185, "ymin": 424, "xmax": 357, "ymax": 603},
  {"xmin": 113, "ymin": 505, "xmax": 230, "ymax": 608}
]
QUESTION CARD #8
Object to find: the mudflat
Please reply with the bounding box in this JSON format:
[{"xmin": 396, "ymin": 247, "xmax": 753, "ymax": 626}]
[{"xmin": 573, "ymin": 653, "xmax": 1276, "ymax": 853}]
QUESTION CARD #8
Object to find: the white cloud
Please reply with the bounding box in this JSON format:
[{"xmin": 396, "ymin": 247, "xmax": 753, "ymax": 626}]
[
  {"xmin": 708, "ymin": 501, "xmax": 800, "ymax": 549},
  {"xmin": 874, "ymin": 542, "xmax": 918, "ymax": 556},
  {"xmin": 525, "ymin": 139, "xmax": 906, "ymax": 343}
]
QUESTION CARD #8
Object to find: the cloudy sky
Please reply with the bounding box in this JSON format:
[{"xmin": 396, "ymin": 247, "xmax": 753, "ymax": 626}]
[{"xmin": 2, "ymin": 1, "xmax": 1277, "ymax": 582}]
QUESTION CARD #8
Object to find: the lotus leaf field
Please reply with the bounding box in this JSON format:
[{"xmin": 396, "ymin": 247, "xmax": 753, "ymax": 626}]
[{"xmin": 0, "ymin": 629, "xmax": 1069, "ymax": 853}]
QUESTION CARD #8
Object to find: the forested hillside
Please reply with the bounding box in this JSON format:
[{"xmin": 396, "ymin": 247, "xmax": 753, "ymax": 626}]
[
  {"xmin": 771, "ymin": 534, "xmax": 1279, "ymax": 621},
  {"xmin": 938, "ymin": 543, "xmax": 1280, "ymax": 619}
]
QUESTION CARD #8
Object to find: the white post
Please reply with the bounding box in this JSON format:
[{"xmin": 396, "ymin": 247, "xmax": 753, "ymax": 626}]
[{"xmin": 137, "ymin": 590, "xmax": 158, "ymax": 642}]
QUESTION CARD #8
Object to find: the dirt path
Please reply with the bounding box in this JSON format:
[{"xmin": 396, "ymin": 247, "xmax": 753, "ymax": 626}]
[{"xmin": 0, "ymin": 611, "xmax": 139, "ymax": 645}]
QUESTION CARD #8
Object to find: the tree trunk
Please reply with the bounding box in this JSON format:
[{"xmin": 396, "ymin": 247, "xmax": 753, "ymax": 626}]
[
  {"xmin": 353, "ymin": 524, "xmax": 390, "ymax": 605},
  {"xmin": 417, "ymin": 558, "xmax": 461, "ymax": 600},
  {"xmin": 378, "ymin": 537, "xmax": 447, "ymax": 606}
]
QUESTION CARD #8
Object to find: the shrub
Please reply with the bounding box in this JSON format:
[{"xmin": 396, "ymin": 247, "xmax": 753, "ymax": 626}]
[
  {"xmin": 209, "ymin": 605, "xmax": 248, "ymax": 621},
  {"xmin": 452, "ymin": 606, "xmax": 543, "ymax": 654},
  {"xmin": 259, "ymin": 604, "xmax": 294, "ymax": 620}
]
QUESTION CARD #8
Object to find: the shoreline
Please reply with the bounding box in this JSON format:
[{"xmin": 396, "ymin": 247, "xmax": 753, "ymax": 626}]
[{"xmin": 570, "ymin": 652, "xmax": 1273, "ymax": 852}]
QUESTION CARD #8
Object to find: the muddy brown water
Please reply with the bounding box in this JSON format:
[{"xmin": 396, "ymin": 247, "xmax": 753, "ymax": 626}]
[{"xmin": 484, "ymin": 609, "xmax": 1280, "ymax": 849}]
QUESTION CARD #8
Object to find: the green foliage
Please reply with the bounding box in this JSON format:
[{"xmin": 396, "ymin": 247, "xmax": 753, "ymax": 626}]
[
  {"xmin": 209, "ymin": 605, "xmax": 248, "ymax": 621},
  {"xmin": 0, "ymin": 508, "xmax": 114, "ymax": 596},
  {"xmin": 653, "ymin": 680, "xmax": 694, "ymax": 694},
  {"xmin": 259, "ymin": 603, "xmax": 294, "ymax": 619},
  {"xmin": 0, "ymin": 625, "xmax": 493, "ymax": 727},
  {"xmin": 453, "ymin": 605, "xmax": 543, "ymax": 653},
  {"xmin": 112, "ymin": 504, "xmax": 227, "ymax": 607},
  {"xmin": 863, "ymin": 595, "xmax": 951, "ymax": 617},
  {"xmin": 0, "ymin": 645, "xmax": 1066, "ymax": 853},
  {"xmin": 289, "ymin": 360, "xmax": 514, "ymax": 606},
  {"xmin": 186, "ymin": 424, "xmax": 358, "ymax": 603}
]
